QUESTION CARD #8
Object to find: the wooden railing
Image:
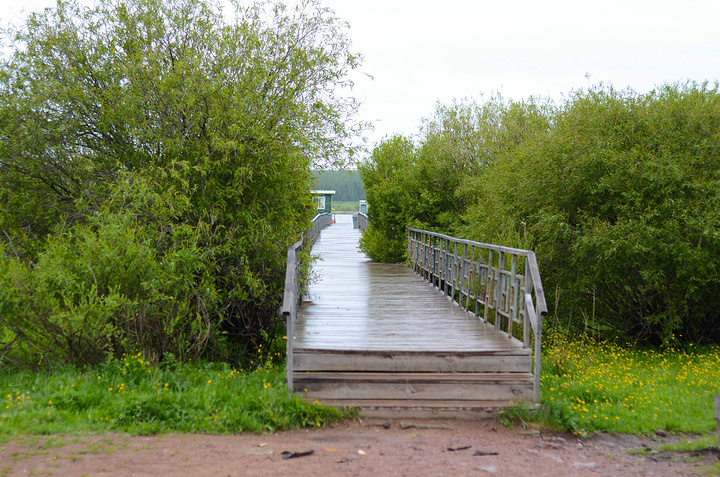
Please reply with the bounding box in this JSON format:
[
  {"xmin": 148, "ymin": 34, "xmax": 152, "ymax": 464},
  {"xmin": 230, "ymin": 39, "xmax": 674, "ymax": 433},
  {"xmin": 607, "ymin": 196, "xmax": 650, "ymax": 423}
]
[
  {"xmin": 406, "ymin": 227, "xmax": 548, "ymax": 402},
  {"xmin": 307, "ymin": 213, "xmax": 333, "ymax": 243},
  {"xmin": 357, "ymin": 212, "xmax": 369, "ymax": 232},
  {"xmin": 282, "ymin": 213, "xmax": 333, "ymax": 390}
]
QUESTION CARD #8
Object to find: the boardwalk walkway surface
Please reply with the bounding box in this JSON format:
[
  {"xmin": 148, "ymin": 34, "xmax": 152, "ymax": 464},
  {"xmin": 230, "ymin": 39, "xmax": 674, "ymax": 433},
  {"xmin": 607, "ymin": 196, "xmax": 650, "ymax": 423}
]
[
  {"xmin": 292, "ymin": 214, "xmax": 534, "ymax": 418},
  {"xmin": 296, "ymin": 215, "xmax": 524, "ymax": 353}
]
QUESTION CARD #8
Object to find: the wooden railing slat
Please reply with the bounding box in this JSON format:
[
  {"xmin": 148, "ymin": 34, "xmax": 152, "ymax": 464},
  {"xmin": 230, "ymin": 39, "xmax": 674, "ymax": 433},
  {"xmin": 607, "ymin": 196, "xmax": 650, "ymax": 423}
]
[{"xmin": 406, "ymin": 227, "xmax": 547, "ymax": 404}]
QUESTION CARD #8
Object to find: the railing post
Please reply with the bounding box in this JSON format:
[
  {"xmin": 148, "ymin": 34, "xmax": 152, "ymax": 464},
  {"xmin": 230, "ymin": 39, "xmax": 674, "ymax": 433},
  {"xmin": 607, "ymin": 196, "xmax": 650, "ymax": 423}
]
[
  {"xmin": 484, "ymin": 249, "xmax": 493, "ymax": 324},
  {"xmin": 444, "ymin": 238, "xmax": 451, "ymax": 296},
  {"xmin": 462, "ymin": 243, "xmax": 468, "ymax": 309},
  {"xmin": 534, "ymin": 312, "xmax": 542, "ymax": 403},
  {"xmin": 508, "ymin": 254, "xmax": 517, "ymax": 340},
  {"xmin": 282, "ymin": 239, "xmax": 304, "ymax": 393},
  {"xmin": 523, "ymin": 258, "xmax": 531, "ymax": 349},
  {"xmin": 432, "ymin": 234, "xmax": 437, "ymax": 288},
  {"xmin": 497, "ymin": 251, "xmax": 505, "ymax": 333},
  {"xmin": 407, "ymin": 228, "xmax": 412, "ymax": 269}
]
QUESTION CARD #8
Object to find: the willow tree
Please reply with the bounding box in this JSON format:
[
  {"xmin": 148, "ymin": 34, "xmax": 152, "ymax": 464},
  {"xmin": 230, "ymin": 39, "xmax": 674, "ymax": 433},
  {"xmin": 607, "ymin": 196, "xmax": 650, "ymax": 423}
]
[{"xmin": 0, "ymin": 0, "xmax": 364, "ymax": 367}]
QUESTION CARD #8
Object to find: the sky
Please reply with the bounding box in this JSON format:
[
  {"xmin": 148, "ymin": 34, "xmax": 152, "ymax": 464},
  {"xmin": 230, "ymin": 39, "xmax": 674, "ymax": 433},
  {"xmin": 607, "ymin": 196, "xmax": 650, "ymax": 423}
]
[{"xmin": 3, "ymin": 0, "xmax": 720, "ymax": 147}]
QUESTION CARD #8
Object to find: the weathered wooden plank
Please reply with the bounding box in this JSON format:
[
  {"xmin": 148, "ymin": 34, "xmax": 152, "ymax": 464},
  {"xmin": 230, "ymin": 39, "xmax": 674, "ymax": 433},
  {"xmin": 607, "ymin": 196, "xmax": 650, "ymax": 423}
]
[
  {"xmin": 295, "ymin": 372, "xmax": 534, "ymax": 401},
  {"xmin": 293, "ymin": 343, "xmax": 525, "ymax": 352},
  {"xmin": 293, "ymin": 350, "xmax": 531, "ymax": 373}
]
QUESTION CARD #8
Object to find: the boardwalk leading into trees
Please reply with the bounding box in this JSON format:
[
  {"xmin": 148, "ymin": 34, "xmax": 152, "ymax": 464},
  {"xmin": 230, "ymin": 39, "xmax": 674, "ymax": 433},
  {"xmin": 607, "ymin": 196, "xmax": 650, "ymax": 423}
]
[
  {"xmin": 292, "ymin": 215, "xmax": 534, "ymax": 419},
  {"xmin": 296, "ymin": 217, "xmax": 526, "ymax": 353}
]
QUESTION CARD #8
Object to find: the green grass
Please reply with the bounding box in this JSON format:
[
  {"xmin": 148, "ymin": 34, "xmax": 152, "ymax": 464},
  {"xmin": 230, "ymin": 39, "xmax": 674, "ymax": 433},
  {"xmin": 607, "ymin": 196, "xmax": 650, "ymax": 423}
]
[
  {"xmin": 330, "ymin": 201, "xmax": 362, "ymax": 213},
  {"xmin": 0, "ymin": 351, "xmax": 354, "ymax": 436},
  {"xmin": 532, "ymin": 332, "xmax": 720, "ymax": 435},
  {"xmin": 657, "ymin": 434, "xmax": 719, "ymax": 452}
]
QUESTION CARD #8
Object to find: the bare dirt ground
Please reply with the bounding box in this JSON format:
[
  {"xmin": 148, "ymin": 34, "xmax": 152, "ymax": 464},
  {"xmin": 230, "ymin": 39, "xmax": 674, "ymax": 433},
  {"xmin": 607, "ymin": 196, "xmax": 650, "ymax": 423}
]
[{"xmin": 2, "ymin": 418, "xmax": 718, "ymax": 476}]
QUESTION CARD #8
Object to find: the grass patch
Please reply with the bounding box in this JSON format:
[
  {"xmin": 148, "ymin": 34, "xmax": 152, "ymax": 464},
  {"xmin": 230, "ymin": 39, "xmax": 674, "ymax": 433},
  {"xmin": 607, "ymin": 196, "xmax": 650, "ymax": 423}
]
[
  {"xmin": 330, "ymin": 201, "xmax": 361, "ymax": 213},
  {"xmin": 536, "ymin": 332, "xmax": 720, "ymax": 435},
  {"xmin": 0, "ymin": 352, "xmax": 354, "ymax": 435},
  {"xmin": 657, "ymin": 435, "xmax": 719, "ymax": 452}
]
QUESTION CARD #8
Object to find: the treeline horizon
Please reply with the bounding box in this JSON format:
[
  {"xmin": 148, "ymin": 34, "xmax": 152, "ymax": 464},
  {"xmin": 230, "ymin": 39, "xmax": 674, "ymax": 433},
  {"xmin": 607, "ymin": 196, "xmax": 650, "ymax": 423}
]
[{"xmin": 312, "ymin": 169, "xmax": 366, "ymax": 202}]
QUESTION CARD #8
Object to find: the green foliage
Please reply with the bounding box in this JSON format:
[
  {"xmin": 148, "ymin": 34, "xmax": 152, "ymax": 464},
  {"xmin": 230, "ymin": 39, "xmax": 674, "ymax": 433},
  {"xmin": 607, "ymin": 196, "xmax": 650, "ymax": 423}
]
[
  {"xmin": 0, "ymin": 0, "xmax": 364, "ymax": 367},
  {"xmin": 328, "ymin": 201, "xmax": 359, "ymax": 213},
  {"xmin": 656, "ymin": 435, "xmax": 719, "ymax": 452},
  {"xmin": 472, "ymin": 82, "xmax": 720, "ymax": 343},
  {"xmin": 358, "ymin": 135, "xmax": 418, "ymax": 262},
  {"xmin": 0, "ymin": 175, "xmax": 221, "ymax": 366},
  {"xmin": 363, "ymin": 83, "xmax": 720, "ymax": 343},
  {"xmin": 359, "ymin": 96, "xmax": 552, "ymax": 262},
  {"xmin": 0, "ymin": 355, "xmax": 353, "ymax": 435},
  {"xmin": 313, "ymin": 170, "xmax": 366, "ymax": 201},
  {"xmin": 497, "ymin": 333, "xmax": 720, "ymax": 436}
]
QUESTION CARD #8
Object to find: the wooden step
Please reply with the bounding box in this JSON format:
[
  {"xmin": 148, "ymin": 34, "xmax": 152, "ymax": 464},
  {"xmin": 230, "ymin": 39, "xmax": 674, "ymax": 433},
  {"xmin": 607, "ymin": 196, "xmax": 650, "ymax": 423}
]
[
  {"xmin": 293, "ymin": 349, "xmax": 531, "ymax": 373},
  {"xmin": 305, "ymin": 399, "xmax": 535, "ymax": 420},
  {"xmin": 294, "ymin": 372, "xmax": 534, "ymax": 402}
]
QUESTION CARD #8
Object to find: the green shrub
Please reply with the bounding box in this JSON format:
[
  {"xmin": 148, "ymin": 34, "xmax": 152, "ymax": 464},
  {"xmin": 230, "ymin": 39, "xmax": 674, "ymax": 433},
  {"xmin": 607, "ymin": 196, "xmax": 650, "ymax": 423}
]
[
  {"xmin": 0, "ymin": 0, "xmax": 364, "ymax": 367},
  {"xmin": 0, "ymin": 175, "xmax": 220, "ymax": 366},
  {"xmin": 474, "ymin": 82, "xmax": 720, "ymax": 343},
  {"xmin": 358, "ymin": 135, "xmax": 418, "ymax": 262}
]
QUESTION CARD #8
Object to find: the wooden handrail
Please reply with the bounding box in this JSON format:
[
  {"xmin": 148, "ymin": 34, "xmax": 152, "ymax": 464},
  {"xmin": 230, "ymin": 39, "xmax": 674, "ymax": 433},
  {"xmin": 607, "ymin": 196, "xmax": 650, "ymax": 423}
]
[
  {"xmin": 406, "ymin": 227, "xmax": 548, "ymax": 403},
  {"xmin": 282, "ymin": 213, "xmax": 333, "ymax": 391},
  {"xmin": 357, "ymin": 212, "xmax": 369, "ymax": 232},
  {"xmin": 281, "ymin": 238, "xmax": 303, "ymax": 391}
]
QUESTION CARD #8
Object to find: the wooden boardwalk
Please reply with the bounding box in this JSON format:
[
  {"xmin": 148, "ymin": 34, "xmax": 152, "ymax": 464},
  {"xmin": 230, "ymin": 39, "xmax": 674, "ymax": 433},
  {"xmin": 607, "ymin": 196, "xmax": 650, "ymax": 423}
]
[
  {"xmin": 296, "ymin": 217, "xmax": 526, "ymax": 353},
  {"xmin": 292, "ymin": 215, "xmax": 534, "ymax": 418}
]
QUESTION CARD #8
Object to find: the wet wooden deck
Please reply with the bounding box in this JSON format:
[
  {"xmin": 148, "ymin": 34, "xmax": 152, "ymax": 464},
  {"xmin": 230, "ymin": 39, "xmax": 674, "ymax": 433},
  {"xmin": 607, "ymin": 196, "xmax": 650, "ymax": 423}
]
[{"xmin": 295, "ymin": 215, "xmax": 526, "ymax": 354}]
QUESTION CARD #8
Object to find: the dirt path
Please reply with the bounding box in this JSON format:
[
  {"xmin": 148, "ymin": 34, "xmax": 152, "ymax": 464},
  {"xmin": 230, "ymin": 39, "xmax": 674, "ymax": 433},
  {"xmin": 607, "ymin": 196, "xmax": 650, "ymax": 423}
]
[{"xmin": 2, "ymin": 419, "xmax": 718, "ymax": 476}]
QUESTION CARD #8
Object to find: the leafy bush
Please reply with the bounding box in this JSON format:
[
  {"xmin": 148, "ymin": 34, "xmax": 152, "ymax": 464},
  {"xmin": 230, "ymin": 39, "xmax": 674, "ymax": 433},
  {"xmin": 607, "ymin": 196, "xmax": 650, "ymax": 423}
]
[
  {"xmin": 467, "ymin": 82, "xmax": 720, "ymax": 343},
  {"xmin": 358, "ymin": 135, "xmax": 418, "ymax": 262},
  {"xmin": 361, "ymin": 83, "xmax": 720, "ymax": 344},
  {"xmin": 359, "ymin": 97, "xmax": 552, "ymax": 262},
  {"xmin": 0, "ymin": 175, "xmax": 218, "ymax": 366},
  {"xmin": 0, "ymin": 0, "xmax": 363, "ymax": 367}
]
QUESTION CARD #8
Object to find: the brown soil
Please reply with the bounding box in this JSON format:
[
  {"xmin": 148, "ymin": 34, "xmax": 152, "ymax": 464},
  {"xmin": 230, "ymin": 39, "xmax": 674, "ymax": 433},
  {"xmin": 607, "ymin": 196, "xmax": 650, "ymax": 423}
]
[{"xmin": 2, "ymin": 419, "xmax": 718, "ymax": 476}]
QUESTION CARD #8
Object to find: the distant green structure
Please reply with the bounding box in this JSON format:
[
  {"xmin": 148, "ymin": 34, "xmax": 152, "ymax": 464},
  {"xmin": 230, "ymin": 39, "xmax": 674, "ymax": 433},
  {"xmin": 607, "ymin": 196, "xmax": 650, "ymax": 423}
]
[{"xmin": 312, "ymin": 190, "xmax": 335, "ymax": 214}]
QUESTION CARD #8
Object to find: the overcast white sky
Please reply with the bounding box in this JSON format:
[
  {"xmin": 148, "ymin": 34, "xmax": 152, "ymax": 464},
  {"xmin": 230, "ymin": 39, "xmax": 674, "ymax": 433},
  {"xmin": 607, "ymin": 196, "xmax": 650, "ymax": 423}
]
[{"xmin": 3, "ymin": 0, "xmax": 720, "ymax": 147}]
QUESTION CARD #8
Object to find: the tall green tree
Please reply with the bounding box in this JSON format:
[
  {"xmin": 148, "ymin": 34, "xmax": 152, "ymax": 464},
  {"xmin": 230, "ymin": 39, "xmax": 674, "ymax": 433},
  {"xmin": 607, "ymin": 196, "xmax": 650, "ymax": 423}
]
[{"xmin": 0, "ymin": 0, "xmax": 364, "ymax": 367}]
